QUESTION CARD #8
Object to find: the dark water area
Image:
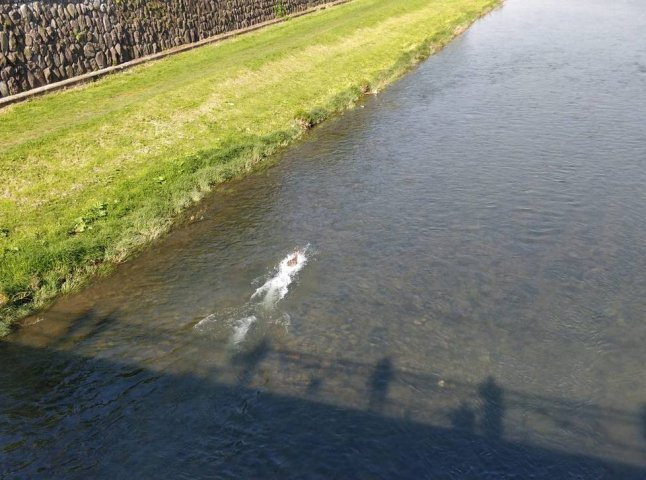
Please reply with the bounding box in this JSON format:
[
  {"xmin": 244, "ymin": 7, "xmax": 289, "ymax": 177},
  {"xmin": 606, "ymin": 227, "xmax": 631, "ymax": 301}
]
[{"xmin": 3, "ymin": 0, "xmax": 646, "ymax": 477}]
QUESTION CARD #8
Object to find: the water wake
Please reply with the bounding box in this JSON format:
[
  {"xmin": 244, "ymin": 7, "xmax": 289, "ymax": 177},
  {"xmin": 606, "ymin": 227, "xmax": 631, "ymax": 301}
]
[
  {"xmin": 251, "ymin": 247, "xmax": 309, "ymax": 309},
  {"xmin": 195, "ymin": 246, "xmax": 310, "ymax": 345},
  {"xmin": 231, "ymin": 315, "xmax": 257, "ymax": 345}
]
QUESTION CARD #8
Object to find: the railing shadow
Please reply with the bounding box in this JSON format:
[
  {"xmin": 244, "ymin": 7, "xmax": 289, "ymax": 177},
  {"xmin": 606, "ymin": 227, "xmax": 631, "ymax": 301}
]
[
  {"xmin": 367, "ymin": 357, "xmax": 393, "ymax": 413},
  {"xmin": 2, "ymin": 336, "xmax": 646, "ymax": 479}
]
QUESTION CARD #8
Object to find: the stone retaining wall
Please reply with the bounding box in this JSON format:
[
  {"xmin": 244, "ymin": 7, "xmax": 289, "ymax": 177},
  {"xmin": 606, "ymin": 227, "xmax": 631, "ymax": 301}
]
[{"xmin": 0, "ymin": 0, "xmax": 329, "ymax": 98}]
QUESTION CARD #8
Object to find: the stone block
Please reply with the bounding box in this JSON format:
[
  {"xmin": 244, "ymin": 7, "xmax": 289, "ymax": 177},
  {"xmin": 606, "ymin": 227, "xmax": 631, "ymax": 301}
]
[
  {"xmin": 26, "ymin": 69, "xmax": 36, "ymax": 88},
  {"xmin": 19, "ymin": 5, "xmax": 31, "ymax": 22},
  {"xmin": 0, "ymin": 32, "xmax": 8, "ymax": 55},
  {"xmin": 109, "ymin": 45, "xmax": 118, "ymax": 64},
  {"xmin": 83, "ymin": 43, "xmax": 95, "ymax": 58},
  {"xmin": 66, "ymin": 4, "xmax": 77, "ymax": 18},
  {"xmin": 34, "ymin": 68, "xmax": 46, "ymax": 85},
  {"xmin": 8, "ymin": 78, "xmax": 19, "ymax": 94},
  {"xmin": 95, "ymin": 50, "xmax": 106, "ymax": 68}
]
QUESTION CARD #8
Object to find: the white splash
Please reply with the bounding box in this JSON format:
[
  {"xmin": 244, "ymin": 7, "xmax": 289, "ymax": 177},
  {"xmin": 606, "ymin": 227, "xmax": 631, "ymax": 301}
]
[
  {"xmin": 194, "ymin": 246, "xmax": 309, "ymax": 346},
  {"xmin": 194, "ymin": 312, "xmax": 217, "ymax": 331},
  {"xmin": 250, "ymin": 248, "xmax": 308, "ymax": 309}
]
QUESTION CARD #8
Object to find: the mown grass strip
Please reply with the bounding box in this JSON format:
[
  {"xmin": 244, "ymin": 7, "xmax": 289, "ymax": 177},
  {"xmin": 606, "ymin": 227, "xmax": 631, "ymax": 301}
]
[{"xmin": 0, "ymin": 0, "xmax": 501, "ymax": 335}]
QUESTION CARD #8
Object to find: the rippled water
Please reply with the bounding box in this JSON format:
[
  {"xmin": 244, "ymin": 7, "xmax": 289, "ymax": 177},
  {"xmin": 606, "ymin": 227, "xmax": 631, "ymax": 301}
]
[{"xmin": 2, "ymin": 0, "xmax": 646, "ymax": 477}]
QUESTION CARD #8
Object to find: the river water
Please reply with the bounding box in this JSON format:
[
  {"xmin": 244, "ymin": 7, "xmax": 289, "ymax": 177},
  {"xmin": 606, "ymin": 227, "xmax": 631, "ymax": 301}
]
[{"xmin": 2, "ymin": 0, "xmax": 646, "ymax": 477}]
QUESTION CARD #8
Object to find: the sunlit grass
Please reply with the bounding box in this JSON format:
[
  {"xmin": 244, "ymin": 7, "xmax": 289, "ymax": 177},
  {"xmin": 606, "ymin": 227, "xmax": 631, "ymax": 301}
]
[{"xmin": 0, "ymin": 0, "xmax": 500, "ymax": 334}]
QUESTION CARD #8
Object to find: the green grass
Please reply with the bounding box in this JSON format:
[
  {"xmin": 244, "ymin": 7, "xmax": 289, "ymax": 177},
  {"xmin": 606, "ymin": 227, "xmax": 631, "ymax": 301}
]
[{"xmin": 0, "ymin": 0, "xmax": 500, "ymax": 336}]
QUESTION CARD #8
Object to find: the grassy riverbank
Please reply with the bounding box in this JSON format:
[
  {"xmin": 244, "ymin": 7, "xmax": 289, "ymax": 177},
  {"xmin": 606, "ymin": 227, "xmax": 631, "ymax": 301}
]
[{"xmin": 0, "ymin": 0, "xmax": 500, "ymax": 335}]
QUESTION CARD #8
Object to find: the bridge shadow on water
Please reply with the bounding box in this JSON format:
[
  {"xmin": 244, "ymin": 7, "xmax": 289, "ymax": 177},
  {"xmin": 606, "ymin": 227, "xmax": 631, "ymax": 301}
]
[{"xmin": 1, "ymin": 320, "xmax": 646, "ymax": 479}]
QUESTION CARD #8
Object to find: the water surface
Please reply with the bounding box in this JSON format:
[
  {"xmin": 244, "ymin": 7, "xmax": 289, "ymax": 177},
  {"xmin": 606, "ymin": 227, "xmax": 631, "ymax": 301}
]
[{"xmin": 2, "ymin": 0, "xmax": 646, "ymax": 477}]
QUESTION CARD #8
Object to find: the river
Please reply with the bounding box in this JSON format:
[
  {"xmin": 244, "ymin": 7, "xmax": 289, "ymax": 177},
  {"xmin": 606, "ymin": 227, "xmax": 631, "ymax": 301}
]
[{"xmin": 2, "ymin": 0, "xmax": 646, "ymax": 477}]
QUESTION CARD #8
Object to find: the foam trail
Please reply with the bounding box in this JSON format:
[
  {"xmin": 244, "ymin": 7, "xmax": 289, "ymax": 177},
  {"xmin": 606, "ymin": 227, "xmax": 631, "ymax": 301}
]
[
  {"xmin": 194, "ymin": 313, "xmax": 217, "ymax": 331},
  {"xmin": 195, "ymin": 246, "xmax": 309, "ymax": 345},
  {"xmin": 251, "ymin": 247, "xmax": 308, "ymax": 309},
  {"xmin": 231, "ymin": 315, "xmax": 257, "ymax": 345}
]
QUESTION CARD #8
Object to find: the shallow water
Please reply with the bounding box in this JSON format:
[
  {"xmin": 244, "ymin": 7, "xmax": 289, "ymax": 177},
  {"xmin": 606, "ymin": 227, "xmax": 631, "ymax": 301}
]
[{"xmin": 2, "ymin": 0, "xmax": 646, "ymax": 477}]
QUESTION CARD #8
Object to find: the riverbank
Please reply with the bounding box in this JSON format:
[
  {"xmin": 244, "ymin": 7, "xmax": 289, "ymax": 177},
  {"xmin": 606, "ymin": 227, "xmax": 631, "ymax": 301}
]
[{"xmin": 0, "ymin": 0, "xmax": 501, "ymax": 336}]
